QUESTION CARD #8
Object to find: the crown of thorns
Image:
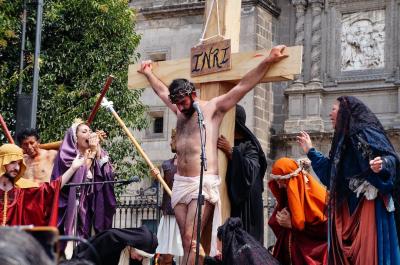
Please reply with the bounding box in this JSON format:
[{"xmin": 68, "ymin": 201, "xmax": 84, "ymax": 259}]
[
  {"xmin": 269, "ymin": 158, "xmax": 311, "ymax": 180},
  {"xmin": 168, "ymin": 81, "xmax": 194, "ymax": 103}
]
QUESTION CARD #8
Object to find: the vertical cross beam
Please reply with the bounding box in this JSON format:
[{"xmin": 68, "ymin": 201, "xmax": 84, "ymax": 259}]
[{"xmin": 200, "ymin": 0, "xmax": 242, "ymax": 224}]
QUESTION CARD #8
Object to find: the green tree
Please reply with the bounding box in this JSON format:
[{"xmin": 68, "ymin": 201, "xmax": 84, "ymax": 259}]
[
  {"xmin": 0, "ymin": 0, "xmax": 149, "ymax": 194},
  {"xmin": 0, "ymin": 1, "xmax": 23, "ymax": 130}
]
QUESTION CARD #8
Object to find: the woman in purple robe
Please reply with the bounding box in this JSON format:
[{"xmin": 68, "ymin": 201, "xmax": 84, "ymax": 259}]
[{"xmin": 51, "ymin": 120, "xmax": 116, "ymax": 242}]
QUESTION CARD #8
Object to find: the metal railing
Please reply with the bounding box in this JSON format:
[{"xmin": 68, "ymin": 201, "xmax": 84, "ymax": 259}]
[
  {"xmin": 112, "ymin": 185, "xmax": 161, "ymax": 234},
  {"xmin": 112, "ymin": 183, "xmax": 277, "ymax": 244}
]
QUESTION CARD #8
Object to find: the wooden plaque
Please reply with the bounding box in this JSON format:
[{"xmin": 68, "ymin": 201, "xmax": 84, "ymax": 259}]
[{"xmin": 191, "ymin": 39, "xmax": 231, "ymax": 77}]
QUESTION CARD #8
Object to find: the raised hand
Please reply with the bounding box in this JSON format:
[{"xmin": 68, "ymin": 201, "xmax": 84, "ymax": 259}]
[
  {"xmin": 137, "ymin": 60, "xmax": 153, "ymax": 76},
  {"xmin": 88, "ymin": 132, "xmax": 100, "ymax": 152},
  {"xmin": 95, "ymin": 130, "xmax": 107, "ymax": 141},
  {"xmin": 266, "ymin": 45, "xmax": 289, "ymax": 63},
  {"xmin": 71, "ymin": 152, "xmax": 87, "ymax": 170},
  {"xmin": 296, "ymin": 131, "xmax": 313, "ymax": 154},
  {"xmin": 61, "ymin": 151, "xmax": 88, "ymax": 187}
]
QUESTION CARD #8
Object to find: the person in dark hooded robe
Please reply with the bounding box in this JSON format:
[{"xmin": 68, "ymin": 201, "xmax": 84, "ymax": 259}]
[
  {"xmin": 192, "ymin": 217, "xmax": 280, "ymax": 265},
  {"xmin": 51, "ymin": 120, "xmax": 116, "ymax": 253},
  {"xmin": 217, "ymin": 104, "xmax": 267, "ymax": 244},
  {"xmin": 297, "ymin": 96, "xmax": 400, "ymax": 265},
  {"xmin": 74, "ymin": 226, "xmax": 158, "ymax": 265}
]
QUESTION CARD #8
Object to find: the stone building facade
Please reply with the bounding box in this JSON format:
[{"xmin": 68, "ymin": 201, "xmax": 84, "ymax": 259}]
[
  {"xmin": 128, "ymin": 0, "xmax": 400, "ymax": 246},
  {"xmin": 272, "ymin": 0, "xmax": 400, "ymax": 159}
]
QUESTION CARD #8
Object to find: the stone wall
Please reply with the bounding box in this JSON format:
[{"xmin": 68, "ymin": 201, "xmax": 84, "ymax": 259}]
[
  {"xmin": 271, "ymin": 0, "xmax": 400, "ymax": 160},
  {"xmin": 254, "ymin": 7, "xmax": 274, "ymax": 152}
]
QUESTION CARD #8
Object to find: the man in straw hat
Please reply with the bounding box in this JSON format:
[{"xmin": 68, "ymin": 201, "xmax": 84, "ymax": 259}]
[{"xmin": 0, "ymin": 143, "xmax": 85, "ymax": 226}]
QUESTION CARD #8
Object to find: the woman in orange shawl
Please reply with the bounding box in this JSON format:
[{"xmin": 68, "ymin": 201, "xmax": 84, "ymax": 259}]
[{"xmin": 268, "ymin": 157, "xmax": 328, "ymax": 265}]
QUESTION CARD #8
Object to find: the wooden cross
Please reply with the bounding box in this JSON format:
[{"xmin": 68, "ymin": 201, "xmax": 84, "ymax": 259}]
[{"xmin": 128, "ymin": 0, "xmax": 301, "ymax": 230}]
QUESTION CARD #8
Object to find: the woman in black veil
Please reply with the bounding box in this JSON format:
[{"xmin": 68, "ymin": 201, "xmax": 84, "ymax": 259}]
[{"xmin": 297, "ymin": 96, "xmax": 400, "ymax": 265}]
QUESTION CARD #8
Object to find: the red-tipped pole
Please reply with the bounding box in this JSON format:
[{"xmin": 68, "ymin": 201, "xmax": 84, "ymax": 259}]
[
  {"xmin": 39, "ymin": 75, "xmax": 114, "ymax": 150},
  {"xmin": 0, "ymin": 114, "xmax": 14, "ymax": 144},
  {"xmin": 86, "ymin": 75, "xmax": 114, "ymax": 126}
]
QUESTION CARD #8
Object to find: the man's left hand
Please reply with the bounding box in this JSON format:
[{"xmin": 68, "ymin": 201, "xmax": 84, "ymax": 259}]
[{"xmin": 265, "ymin": 45, "xmax": 288, "ymax": 63}]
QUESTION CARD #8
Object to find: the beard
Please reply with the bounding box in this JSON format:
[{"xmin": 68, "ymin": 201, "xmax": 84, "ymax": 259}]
[
  {"xmin": 181, "ymin": 106, "xmax": 195, "ymax": 118},
  {"xmin": 4, "ymin": 172, "xmax": 16, "ymax": 182}
]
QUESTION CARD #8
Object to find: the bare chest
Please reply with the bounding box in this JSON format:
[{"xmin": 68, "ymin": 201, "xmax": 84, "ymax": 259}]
[
  {"xmin": 176, "ymin": 114, "xmax": 199, "ymax": 139},
  {"xmin": 24, "ymin": 155, "xmax": 54, "ymax": 182}
]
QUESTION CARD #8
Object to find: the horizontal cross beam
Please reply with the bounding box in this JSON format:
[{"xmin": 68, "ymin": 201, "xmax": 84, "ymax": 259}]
[{"xmin": 128, "ymin": 45, "xmax": 302, "ymax": 89}]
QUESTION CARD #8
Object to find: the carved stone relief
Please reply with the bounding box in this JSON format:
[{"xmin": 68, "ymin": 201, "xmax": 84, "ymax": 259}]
[{"xmin": 341, "ymin": 10, "xmax": 385, "ymax": 71}]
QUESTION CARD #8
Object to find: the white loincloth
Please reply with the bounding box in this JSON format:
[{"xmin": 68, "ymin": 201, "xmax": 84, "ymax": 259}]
[
  {"xmin": 156, "ymin": 215, "xmax": 184, "ymax": 257},
  {"xmin": 171, "ymin": 174, "xmax": 221, "ymax": 257}
]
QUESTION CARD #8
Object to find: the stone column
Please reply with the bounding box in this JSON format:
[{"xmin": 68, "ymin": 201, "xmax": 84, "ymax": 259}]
[
  {"xmin": 292, "ymin": 0, "xmax": 307, "ymax": 84},
  {"xmin": 309, "ymin": 0, "xmax": 323, "ymax": 85},
  {"xmin": 284, "ymin": 1, "xmax": 307, "ymax": 133},
  {"xmin": 395, "ymin": 87, "xmax": 400, "ymax": 128}
]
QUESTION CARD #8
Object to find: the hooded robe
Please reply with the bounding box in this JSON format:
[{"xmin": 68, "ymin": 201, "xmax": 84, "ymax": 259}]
[
  {"xmin": 268, "ymin": 157, "xmax": 328, "ymax": 265},
  {"xmin": 307, "ymin": 96, "xmax": 400, "ymax": 265},
  {"xmin": 74, "ymin": 226, "xmax": 158, "ymax": 265},
  {"xmin": 204, "ymin": 217, "xmax": 280, "ymax": 265},
  {"xmin": 226, "ymin": 105, "xmax": 267, "ymax": 244},
  {"xmin": 51, "ymin": 124, "xmax": 116, "ymax": 239}
]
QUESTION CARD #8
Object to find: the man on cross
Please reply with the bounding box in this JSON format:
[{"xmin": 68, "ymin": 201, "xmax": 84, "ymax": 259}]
[{"xmin": 138, "ymin": 45, "xmax": 287, "ymax": 265}]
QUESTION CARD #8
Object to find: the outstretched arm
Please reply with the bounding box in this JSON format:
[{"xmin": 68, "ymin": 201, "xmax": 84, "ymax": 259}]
[
  {"xmin": 213, "ymin": 45, "xmax": 288, "ymax": 113},
  {"xmin": 137, "ymin": 61, "xmax": 178, "ymax": 114},
  {"xmin": 298, "ymin": 131, "xmax": 331, "ymax": 186}
]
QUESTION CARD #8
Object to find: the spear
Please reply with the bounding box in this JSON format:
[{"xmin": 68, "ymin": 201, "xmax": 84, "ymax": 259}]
[
  {"xmin": 40, "ymin": 75, "xmax": 114, "ymax": 150},
  {"xmin": 101, "ymin": 97, "xmax": 172, "ymax": 196},
  {"xmin": 87, "ymin": 75, "xmax": 114, "ymax": 126},
  {"xmin": 0, "ymin": 114, "xmax": 15, "ymax": 144}
]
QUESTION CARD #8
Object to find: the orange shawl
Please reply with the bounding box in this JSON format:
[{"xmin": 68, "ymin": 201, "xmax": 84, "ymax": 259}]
[{"xmin": 269, "ymin": 157, "xmax": 328, "ymax": 230}]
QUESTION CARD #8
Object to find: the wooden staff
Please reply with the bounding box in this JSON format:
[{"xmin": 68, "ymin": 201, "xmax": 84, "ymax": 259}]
[
  {"xmin": 40, "ymin": 75, "xmax": 114, "ymax": 150},
  {"xmin": 39, "ymin": 141, "xmax": 61, "ymax": 150},
  {"xmin": 0, "ymin": 114, "xmax": 14, "ymax": 144},
  {"xmin": 101, "ymin": 97, "xmax": 172, "ymax": 196}
]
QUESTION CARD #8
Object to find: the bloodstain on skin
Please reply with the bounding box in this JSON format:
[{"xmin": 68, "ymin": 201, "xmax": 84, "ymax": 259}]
[{"xmin": 253, "ymin": 54, "xmax": 264, "ymax": 58}]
